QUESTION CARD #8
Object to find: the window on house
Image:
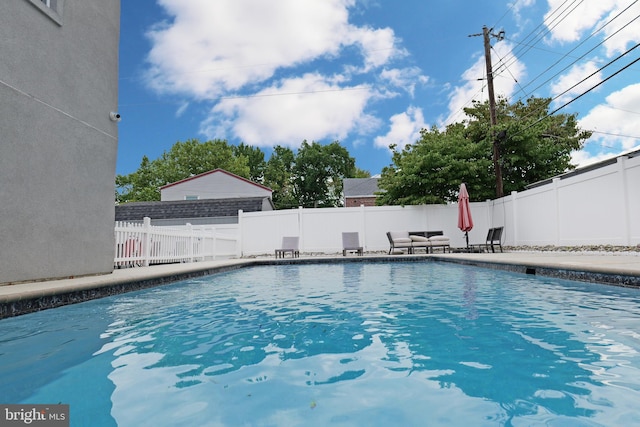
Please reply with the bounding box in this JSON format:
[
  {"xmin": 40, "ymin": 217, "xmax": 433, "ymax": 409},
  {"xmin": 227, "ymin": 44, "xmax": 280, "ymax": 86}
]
[
  {"xmin": 40, "ymin": 0, "xmax": 57, "ymax": 10},
  {"xmin": 185, "ymin": 195, "xmax": 199, "ymax": 201},
  {"xmin": 28, "ymin": 0, "xmax": 63, "ymax": 25}
]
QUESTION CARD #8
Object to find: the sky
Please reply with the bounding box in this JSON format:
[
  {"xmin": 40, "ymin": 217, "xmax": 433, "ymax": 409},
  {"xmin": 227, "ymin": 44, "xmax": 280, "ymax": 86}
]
[{"xmin": 116, "ymin": 0, "xmax": 640, "ymax": 177}]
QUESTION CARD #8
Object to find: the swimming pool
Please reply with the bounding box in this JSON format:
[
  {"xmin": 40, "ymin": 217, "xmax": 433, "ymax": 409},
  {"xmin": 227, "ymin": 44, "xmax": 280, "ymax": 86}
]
[{"xmin": 2, "ymin": 261, "xmax": 640, "ymax": 426}]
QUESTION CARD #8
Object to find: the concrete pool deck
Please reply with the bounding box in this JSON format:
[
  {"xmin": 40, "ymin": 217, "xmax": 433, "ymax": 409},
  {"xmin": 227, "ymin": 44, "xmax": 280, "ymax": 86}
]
[{"xmin": 1, "ymin": 251, "xmax": 639, "ymax": 318}]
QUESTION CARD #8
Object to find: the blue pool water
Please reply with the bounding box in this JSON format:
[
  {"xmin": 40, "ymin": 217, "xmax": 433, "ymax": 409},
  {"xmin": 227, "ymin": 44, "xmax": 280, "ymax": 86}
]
[{"xmin": 2, "ymin": 262, "xmax": 640, "ymax": 426}]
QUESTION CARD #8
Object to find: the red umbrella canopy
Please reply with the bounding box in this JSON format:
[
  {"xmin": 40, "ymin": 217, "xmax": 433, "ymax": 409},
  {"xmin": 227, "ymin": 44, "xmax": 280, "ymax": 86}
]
[{"xmin": 457, "ymin": 183, "xmax": 473, "ymax": 232}]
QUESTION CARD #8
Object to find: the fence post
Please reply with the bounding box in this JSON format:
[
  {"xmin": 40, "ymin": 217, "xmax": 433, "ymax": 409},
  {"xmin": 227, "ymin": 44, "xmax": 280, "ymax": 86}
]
[
  {"xmin": 510, "ymin": 191, "xmax": 518, "ymax": 246},
  {"xmin": 142, "ymin": 217, "xmax": 151, "ymax": 267},
  {"xmin": 360, "ymin": 204, "xmax": 366, "ymax": 250},
  {"xmin": 298, "ymin": 206, "xmax": 304, "ymax": 252},
  {"xmin": 552, "ymin": 178, "xmax": 561, "ymax": 245},
  {"xmin": 211, "ymin": 226, "xmax": 217, "ymax": 261},
  {"xmin": 617, "ymin": 156, "xmax": 631, "ymax": 245},
  {"xmin": 237, "ymin": 209, "xmax": 243, "ymax": 258},
  {"xmin": 187, "ymin": 223, "xmax": 194, "ymax": 262}
]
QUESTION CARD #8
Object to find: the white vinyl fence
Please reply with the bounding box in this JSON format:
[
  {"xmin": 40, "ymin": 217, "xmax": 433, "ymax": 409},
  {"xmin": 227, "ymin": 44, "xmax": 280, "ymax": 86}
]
[
  {"xmin": 114, "ymin": 151, "xmax": 640, "ymax": 266},
  {"xmin": 114, "ymin": 217, "xmax": 238, "ymax": 268}
]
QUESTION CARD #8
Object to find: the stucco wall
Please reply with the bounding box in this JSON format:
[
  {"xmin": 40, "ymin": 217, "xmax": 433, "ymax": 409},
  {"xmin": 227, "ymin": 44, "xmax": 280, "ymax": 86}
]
[{"xmin": 0, "ymin": 1, "xmax": 120, "ymax": 284}]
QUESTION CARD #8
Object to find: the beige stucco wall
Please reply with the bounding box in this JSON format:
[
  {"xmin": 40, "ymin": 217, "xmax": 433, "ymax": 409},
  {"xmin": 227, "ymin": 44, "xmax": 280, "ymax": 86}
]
[{"xmin": 0, "ymin": 1, "xmax": 120, "ymax": 284}]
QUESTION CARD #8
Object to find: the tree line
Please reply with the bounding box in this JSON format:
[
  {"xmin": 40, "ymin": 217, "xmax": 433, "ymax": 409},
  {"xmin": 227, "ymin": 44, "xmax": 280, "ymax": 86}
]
[
  {"xmin": 116, "ymin": 96, "xmax": 591, "ymax": 208},
  {"xmin": 116, "ymin": 140, "xmax": 369, "ymax": 209}
]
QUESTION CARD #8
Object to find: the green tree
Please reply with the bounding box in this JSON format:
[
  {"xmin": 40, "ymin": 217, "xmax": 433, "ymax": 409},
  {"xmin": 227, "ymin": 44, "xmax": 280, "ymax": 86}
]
[
  {"xmin": 292, "ymin": 140, "xmax": 356, "ymax": 208},
  {"xmin": 465, "ymin": 97, "xmax": 589, "ymax": 196},
  {"xmin": 377, "ymin": 124, "xmax": 491, "ymax": 205},
  {"xmin": 116, "ymin": 139, "xmax": 250, "ymax": 203},
  {"xmin": 232, "ymin": 143, "xmax": 266, "ymax": 183},
  {"xmin": 353, "ymin": 167, "xmax": 371, "ymax": 178},
  {"xmin": 264, "ymin": 145, "xmax": 297, "ymax": 209},
  {"xmin": 377, "ymin": 96, "xmax": 591, "ymax": 204},
  {"xmin": 116, "ymin": 155, "xmax": 166, "ymax": 202}
]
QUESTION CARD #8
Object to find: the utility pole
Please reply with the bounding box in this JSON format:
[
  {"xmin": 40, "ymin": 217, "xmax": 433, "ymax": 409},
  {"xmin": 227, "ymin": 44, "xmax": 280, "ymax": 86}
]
[{"xmin": 471, "ymin": 26, "xmax": 505, "ymax": 198}]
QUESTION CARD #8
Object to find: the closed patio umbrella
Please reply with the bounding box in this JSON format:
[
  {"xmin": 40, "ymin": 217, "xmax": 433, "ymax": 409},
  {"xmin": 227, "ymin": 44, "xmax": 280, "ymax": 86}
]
[{"xmin": 457, "ymin": 183, "xmax": 473, "ymax": 247}]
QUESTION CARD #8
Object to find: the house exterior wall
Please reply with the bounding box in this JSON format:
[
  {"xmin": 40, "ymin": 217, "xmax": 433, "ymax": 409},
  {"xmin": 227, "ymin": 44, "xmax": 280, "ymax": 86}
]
[
  {"xmin": 161, "ymin": 171, "xmax": 272, "ymax": 201},
  {"xmin": 345, "ymin": 196, "xmax": 377, "ymax": 207},
  {"xmin": 0, "ymin": 0, "xmax": 120, "ymax": 284}
]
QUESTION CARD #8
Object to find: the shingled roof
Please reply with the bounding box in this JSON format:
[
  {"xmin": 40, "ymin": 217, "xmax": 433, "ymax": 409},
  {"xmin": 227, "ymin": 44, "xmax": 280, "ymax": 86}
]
[
  {"xmin": 115, "ymin": 197, "xmax": 272, "ymax": 222},
  {"xmin": 343, "ymin": 178, "xmax": 380, "ymax": 197}
]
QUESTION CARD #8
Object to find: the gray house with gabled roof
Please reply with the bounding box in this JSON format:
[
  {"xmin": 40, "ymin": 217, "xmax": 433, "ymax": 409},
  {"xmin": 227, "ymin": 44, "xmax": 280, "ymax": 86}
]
[
  {"xmin": 343, "ymin": 178, "xmax": 380, "ymax": 207},
  {"xmin": 116, "ymin": 169, "xmax": 274, "ymax": 226},
  {"xmin": 115, "ymin": 197, "xmax": 274, "ymax": 226}
]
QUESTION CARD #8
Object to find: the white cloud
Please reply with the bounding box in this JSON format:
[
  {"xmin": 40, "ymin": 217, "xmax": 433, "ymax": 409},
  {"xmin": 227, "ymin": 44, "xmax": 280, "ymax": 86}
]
[
  {"xmin": 443, "ymin": 41, "xmax": 525, "ymax": 125},
  {"xmin": 202, "ymin": 73, "xmax": 378, "ymax": 147},
  {"xmin": 380, "ymin": 67, "xmax": 429, "ymax": 97},
  {"xmin": 550, "ymin": 60, "xmax": 603, "ymax": 106},
  {"xmin": 544, "ymin": 0, "xmax": 614, "ymax": 43},
  {"xmin": 140, "ymin": 0, "xmax": 417, "ymax": 150},
  {"xmin": 144, "ymin": 0, "xmax": 401, "ymax": 99},
  {"xmin": 175, "ymin": 101, "xmax": 189, "ymax": 117},
  {"xmin": 374, "ymin": 106, "xmax": 425, "ymax": 150},
  {"xmin": 511, "ymin": 0, "xmax": 536, "ymax": 25},
  {"xmin": 600, "ymin": 1, "xmax": 640, "ymax": 56},
  {"xmin": 578, "ymin": 82, "xmax": 640, "ymax": 158},
  {"xmin": 347, "ymin": 26, "xmax": 401, "ymax": 71},
  {"xmin": 570, "ymin": 148, "xmax": 615, "ymax": 168},
  {"xmin": 543, "ymin": 0, "xmax": 640, "ymax": 59}
]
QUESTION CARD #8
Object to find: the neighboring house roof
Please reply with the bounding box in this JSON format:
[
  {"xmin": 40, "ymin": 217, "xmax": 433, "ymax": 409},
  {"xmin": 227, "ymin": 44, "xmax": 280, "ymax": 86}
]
[
  {"xmin": 343, "ymin": 178, "xmax": 380, "ymax": 197},
  {"xmin": 160, "ymin": 168, "xmax": 272, "ymax": 192},
  {"xmin": 115, "ymin": 197, "xmax": 272, "ymax": 221}
]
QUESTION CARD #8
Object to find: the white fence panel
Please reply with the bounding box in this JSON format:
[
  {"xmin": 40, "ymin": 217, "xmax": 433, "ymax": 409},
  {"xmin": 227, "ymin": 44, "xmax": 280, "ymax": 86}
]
[
  {"xmin": 114, "ymin": 218, "xmax": 238, "ymax": 267},
  {"xmin": 240, "ymin": 209, "xmax": 301, "ymax": 256},
  {"xmin": 627, "ymin": 156, "xmax": 640, "ymax": 243},
  {"xmin": 239, "ymin": 204, "xmax": 494, "ymax": 255}
]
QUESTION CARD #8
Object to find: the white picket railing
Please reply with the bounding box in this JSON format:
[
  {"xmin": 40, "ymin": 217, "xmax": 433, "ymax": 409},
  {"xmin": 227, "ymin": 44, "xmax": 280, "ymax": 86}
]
[{"xmin": 114, "ymin": 217, "xmax": 237, "ymax": 268}]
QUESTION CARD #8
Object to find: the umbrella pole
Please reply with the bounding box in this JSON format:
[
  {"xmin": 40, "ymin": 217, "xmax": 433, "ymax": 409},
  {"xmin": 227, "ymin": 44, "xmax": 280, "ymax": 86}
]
[{"xmin": 465, "ymin": 231, "xmax": 469, "ymax": 248}]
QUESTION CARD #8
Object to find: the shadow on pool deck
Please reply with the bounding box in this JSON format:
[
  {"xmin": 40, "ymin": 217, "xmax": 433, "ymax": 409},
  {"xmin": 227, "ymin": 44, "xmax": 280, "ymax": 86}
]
[{"xmin": 1, "ymin": 251, "xmax": 640, "ymax": 318}]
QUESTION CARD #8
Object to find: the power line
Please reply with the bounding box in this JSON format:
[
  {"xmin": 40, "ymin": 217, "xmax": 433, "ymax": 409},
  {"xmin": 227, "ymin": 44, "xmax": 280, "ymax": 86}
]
[
  {"xmin": 515, "ymin": 50, "xmax": 640, "ymax": 135},
  {"xmin": 509, "ymin": 2, "xmax": 640, "ymax": 102},
  {"xmin": 549, "ymin": 42, "xmax": 640, "ymax": 105},
  {"xmin": 590, "ymin": 129, "xmax": 640, "ymax": 140},
  {"xmin": 119, "ymin": 85, "xmax": 371, "ymax": 107},
  {"xmin": 449, "ymin": 0, "xmax": 586, "ymax": 129},
  {"xmin": 494, "ymin": 0, "xmax": 584, "ymax": 75}
]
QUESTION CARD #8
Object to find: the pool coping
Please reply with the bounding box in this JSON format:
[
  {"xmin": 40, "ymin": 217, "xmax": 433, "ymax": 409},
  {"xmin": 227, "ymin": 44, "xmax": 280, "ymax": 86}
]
[{"xmin": 2, "ymin": 253, "xmax": 640, "ymax": 319}]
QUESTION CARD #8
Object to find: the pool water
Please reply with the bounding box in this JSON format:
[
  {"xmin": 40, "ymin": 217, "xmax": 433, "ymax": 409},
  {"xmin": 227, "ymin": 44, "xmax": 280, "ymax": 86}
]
[{"xmin": 2, "ymin": 262, "xmax": 640, "ymax": 426}]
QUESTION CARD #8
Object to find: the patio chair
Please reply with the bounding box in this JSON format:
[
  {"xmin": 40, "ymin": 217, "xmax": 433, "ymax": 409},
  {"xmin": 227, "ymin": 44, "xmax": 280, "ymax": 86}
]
[
  {"xmin": 275, "ymin": 236, "xmax": 300, "ymax": 258},
  {"xmin": 408, "ymin": 231, "xmax": 450, "ymax": 254},
  {"xmin": 470, "ymin": 228, "xmax": 494, "ymax": 253},
  {"xmin": 342, "ymin": 232, "xmax": 363, "ymax": 256},
  {"xmin": 387, "ymin": 231, "xmax": 413, "ymax": 254},
  {"xmin": 408, "ymin": 232, "xmax": 430, "ymax": 254},
  {"xmin": 489, "ymin": 226, "xmax": 504, "ymax": 253},
  {"xmin": 470, "ymin": 227, "xmax": 504, "ymax": 253}
]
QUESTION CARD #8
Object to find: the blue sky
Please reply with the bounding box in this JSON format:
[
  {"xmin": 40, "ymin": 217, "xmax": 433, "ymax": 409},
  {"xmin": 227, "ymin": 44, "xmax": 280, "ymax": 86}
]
[{"xmin": 117, "ymin": 0, "xmax": 640, "ymax": 177}]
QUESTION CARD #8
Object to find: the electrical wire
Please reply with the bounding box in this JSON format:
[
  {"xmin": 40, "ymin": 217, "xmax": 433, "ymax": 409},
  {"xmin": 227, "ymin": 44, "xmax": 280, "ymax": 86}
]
[
  {"xmin": 509, "ymin": 2, "xmax": 640, "ymax": 102},
  {"xmin": 513, "ymin": 50, "xmax": 640, "ymax": 135},
  {"xmin": 493, "ymin": 0, "xmax": 584, "ymax": 75}
]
